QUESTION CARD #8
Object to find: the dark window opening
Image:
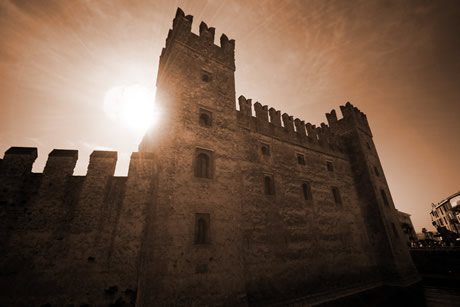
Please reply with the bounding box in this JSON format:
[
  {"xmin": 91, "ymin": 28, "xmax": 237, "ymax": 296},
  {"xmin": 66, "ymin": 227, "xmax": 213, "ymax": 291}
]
[
  {"xmin": 302, "ymin": 183, "xmax": 312, "ymax": 200},
  {"xmin": 374, "ymin": 166, "xmax": 380, "ymax": 176},
  {"xmin": 297, "ymin": 154, "xmax": 305, "ymax": 165},
  {"xmin": 391, "ymin": 223, "xmax": 399, "ymax": 238},
  {"xmin": 197, "ymin": 218, "xmax": 207, "ymax": 243},
  {"xmin": 380, "ymin": 189, "xmax": 389, "ymax": 206},
  {"xmin": 332, "ymin": 187, "xmax": 342, "ymax": 205},
  {"xmin": 261, "ymin": 144, "xmax": 270, "ymax": 156},
  {"xmin": 199, "ymin": 113, "xmax": 210, "ymax": 126},
  {"xmin": 327, "ymin": 161, "xmax": 334, "ymax": 172},
  {"xmin": 199, "ymin": 109, "xmax": 212, "ymax": 127},
  {"xmin": 366, "ymin": 142, "xmax": 371, "ymax": 150},
  {"xmin": 264, "ymin": 175, "xmax": 274, "ymax": 195},
  {"xmin": 195, "ymin": 213, "xmax": 210, "ymax": 244},
  {"xmin": 195, "ymin": 153, "xmax": 210, "ymax": 178},
  {"xmin": 201, "ymin": 73, "xmax": 212, "ymax": 82}
]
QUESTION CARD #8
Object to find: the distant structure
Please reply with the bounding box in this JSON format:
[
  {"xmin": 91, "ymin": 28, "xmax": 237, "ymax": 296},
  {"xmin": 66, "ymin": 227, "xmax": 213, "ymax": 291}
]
[
  {"xmin": 0, "ymin": 8, "xmax": 420, "ymax": 306},
  {"xmin": 430, "ymin": 191, "xmax": 460, "ymax": 234},
  {"xmin": 396, "ymin": 210, "xmax": 418, "ymax": 247}
]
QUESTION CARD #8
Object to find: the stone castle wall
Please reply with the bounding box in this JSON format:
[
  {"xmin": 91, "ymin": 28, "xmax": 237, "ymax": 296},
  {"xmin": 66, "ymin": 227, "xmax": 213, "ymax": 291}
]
[
  {"xmin": 0, "ymin": 149, "xmax": 155, "ymax": 306},
  {"xmin": 0, "ymin": 7, "xmax": 419, "ymax": 306}
]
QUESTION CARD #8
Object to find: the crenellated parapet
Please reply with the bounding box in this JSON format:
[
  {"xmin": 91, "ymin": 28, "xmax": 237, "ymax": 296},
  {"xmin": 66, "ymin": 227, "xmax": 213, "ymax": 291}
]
[
  {"xmin": 0, "ymin": 147, "xmax": 37, "ymax": 176},
  {"xmin": 0, "ymin": 147, "xmax": 158, "ymax": 305},
  {"xmin": 87, "ymin": 150, "xmax": 118, "ymax": 177},
  {"xmin": 236, "ymin": 95, "xmax": 346, "ymax": 155},
  {"xmin": 44, "ymin": 149, "xmax": 78, "ymax": 176},
  {"xmin": 337, "ymin": 102, "xmax": 372, "ymax": 136},
  {"xmin": 0, "ymin": 147, "xmax": 158, "ymax": 181},
  {"xmin": 161, "ymin": 8, "xmax": 235, "ymax": 69}
]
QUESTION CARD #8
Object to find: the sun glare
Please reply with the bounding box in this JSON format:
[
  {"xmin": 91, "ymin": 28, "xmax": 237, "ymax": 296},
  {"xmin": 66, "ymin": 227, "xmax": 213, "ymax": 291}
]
[{"xmin": 103, "ymin": 84, "xmax": 157, "ymax": 135}]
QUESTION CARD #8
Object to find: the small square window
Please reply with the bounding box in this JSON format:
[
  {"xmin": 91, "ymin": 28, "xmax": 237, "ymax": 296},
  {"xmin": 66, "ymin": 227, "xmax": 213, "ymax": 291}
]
[
  {"xmin": 264, "ymin": 174, "xmax": 275, "ymax": 195},
  {"xmin": 332, "ymin": 187, "xmax": 342, "ymax": 205},
  {"xmin": 261, "ymin": 143, "xmax": 270, "ymax": 156},
  {"xmin": 195, "ymin": 213, "xmax": 211, "ymax": 244},
  {"xmin": 326, "ymin": 161, "xmax": 334, "ymax": 172},
  {"xmin": 201, "ymin": 71, "xmax": 212, "ymax": 82},
  {"xmin": 199, "ymin": 108, "xmax": 212, "ymax": 127},
  {"xmin": 297, "ymin": 154, "xmax": 305, "ymax": 165}
]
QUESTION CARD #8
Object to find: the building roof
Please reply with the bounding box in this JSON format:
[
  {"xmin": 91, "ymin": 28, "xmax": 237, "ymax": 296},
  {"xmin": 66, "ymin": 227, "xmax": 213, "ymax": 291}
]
[
  {"xmin": 436, "ymin": 191, "xmax": 460, "ymax": 208},
  {"xmin": 396, "ymin": 209, "xmax": 411, "ymax": 217}
]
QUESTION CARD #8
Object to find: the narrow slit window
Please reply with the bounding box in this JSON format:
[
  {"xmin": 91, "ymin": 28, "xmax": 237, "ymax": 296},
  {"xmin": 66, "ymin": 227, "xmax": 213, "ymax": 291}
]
[
  {"xmin": 380, "ymin": 189, "xmax": 389, "ymax": 206},
  {"xmin": 391, "ymin": 223, "xmax": 399, "ymax": 238},
  {"xmin": 302, "ymin": 183, "xmax": 312, "ymax": 200},
  {"xmin": 264, "ymin": 175, "xmax": 274, "ymax": 195},
  {"xmin": 327, "ymin": 161, "xmax": 334, "ymax": 172},
  {"xmin": 374, "ymin": 166, "xmax": 380, "ymax": 177},
  {"xmin": 332, "ymin": 187, "xmax": 342, "ymax": 205},
  {"xmin": 195, "ymin": 213, "xmax": 210, "ymax": 244}
]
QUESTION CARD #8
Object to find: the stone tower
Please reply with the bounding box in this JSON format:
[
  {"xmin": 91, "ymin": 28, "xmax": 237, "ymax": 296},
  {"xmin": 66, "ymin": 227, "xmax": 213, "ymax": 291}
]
[
  {"xmin": 326, "ymin": 105, "xmax": 418, "ymax": 285},
  {"xmin": 138, "ymin": 8, "xmax": 248, "ymax": 306}
]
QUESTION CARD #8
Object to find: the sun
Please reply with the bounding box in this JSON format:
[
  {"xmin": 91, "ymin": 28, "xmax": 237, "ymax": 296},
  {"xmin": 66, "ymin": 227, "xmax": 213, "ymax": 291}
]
[{"xmin": 103, "ymin": 84, "xmax": 157, "ymax": 135}]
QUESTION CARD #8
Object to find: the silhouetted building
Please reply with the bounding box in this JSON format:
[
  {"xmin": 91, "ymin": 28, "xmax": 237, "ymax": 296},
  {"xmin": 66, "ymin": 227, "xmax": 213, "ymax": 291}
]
[
  {"xmin": 397, "ymin": 210, "xmax": 418, "ymax": 247},
  {"xmin": 0, "ymin": 8, "xmax": 420, "ymax": 306}
]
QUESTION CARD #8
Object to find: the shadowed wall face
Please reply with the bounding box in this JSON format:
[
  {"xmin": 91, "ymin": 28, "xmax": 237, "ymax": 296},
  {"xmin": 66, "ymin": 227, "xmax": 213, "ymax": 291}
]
[
  {"xmin": 0, "ymin": 3, "xmax": 436, "ymax": 306},
  {"xmin": 0, "ymin": 150, "xmax": 155, "ymax": 306},
  {"xmin": 137, "ymin": 8, "xmax": 419, "ymax": 306}
]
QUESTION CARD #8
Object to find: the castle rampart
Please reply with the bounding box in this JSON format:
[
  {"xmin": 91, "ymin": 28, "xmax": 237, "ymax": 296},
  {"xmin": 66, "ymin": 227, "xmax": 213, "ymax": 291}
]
[
  {"xmin": 236, "ymin": 95, "xmax": 350, "ymax": 158},
  {"xmin": 0, "ymin": 149, "xmax": 155, "ymax": 306},
  {"xmin": 0, "ymin": 7, "xmax": 420, "ymax": 306}
]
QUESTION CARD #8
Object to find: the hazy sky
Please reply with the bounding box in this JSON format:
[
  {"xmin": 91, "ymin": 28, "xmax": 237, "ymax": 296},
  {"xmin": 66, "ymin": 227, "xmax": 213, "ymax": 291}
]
[{"xmin": 0, "ymin": 0, "xmax": 459, "ymax": 232}]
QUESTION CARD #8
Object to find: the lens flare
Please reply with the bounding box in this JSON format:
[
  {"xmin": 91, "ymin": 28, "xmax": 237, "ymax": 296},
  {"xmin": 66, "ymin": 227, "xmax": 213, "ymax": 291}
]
[{"xmin": 103, "ymin": 84, "xmax": 156, "ymax": 135}]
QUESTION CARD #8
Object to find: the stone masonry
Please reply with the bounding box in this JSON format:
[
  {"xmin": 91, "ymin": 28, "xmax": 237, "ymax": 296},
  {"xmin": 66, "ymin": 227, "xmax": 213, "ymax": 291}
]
[{"xmin": 0, "ymin": 8, "xmax": 420, "ymax": 307}]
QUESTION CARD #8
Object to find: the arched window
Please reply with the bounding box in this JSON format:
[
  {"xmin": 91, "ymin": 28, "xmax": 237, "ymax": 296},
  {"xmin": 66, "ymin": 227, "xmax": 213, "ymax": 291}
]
[
  {"xmin": 264, "ymin": 176, "xmax": 274, "ymax": 195},
  {"xmin": 195, "ymin": 213, "xmax": 210, "ymax": 244},
  {"xmin": 195, "ymin": 153, "xmax": 209, "ymax": 178},
  {"xmin": 380, "ymin": 189, "xmax": 389, "ymax": 206}
]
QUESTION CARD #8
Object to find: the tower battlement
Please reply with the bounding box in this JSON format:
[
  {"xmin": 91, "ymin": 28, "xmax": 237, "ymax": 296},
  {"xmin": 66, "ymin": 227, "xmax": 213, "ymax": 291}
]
[
  {"xmin": 160, "ymin": 8, "xmax": 235, "ymax": 73},
  {"xmin": 237, "ymin": 95, "xmax": 352, "ymax": 154}
]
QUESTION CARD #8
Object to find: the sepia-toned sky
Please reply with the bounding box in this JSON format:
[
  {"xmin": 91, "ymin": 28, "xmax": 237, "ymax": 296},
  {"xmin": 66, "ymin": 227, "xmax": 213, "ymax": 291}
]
[{"xmin": 0, "ymin": 0, "xmax": 459, "ymax": 232}]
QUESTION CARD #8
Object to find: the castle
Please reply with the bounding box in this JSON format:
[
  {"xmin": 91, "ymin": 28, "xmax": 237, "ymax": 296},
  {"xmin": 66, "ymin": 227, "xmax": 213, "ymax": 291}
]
[{"xmin": 0, "ymin": 8, "xmax": 420, "ymax": 306}]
